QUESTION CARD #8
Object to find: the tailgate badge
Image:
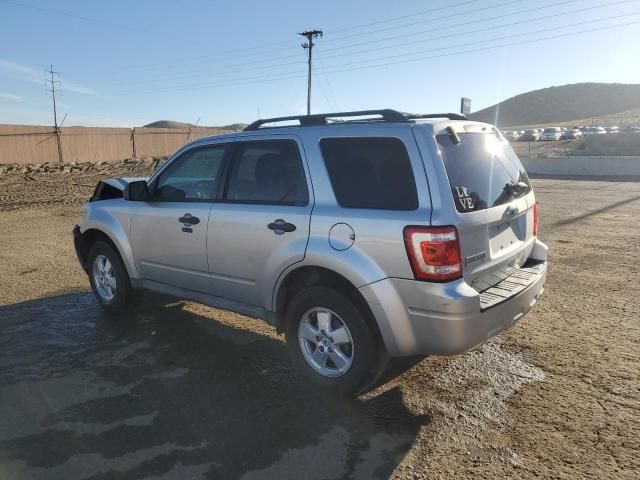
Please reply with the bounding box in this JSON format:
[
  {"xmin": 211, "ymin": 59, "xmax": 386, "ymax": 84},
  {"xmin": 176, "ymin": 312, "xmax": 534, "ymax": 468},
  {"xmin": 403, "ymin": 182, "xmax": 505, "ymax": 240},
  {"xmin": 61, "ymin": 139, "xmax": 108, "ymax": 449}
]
[{"xmin": 465, "ymin": 251, "xmax": 486, "ymax": 266}]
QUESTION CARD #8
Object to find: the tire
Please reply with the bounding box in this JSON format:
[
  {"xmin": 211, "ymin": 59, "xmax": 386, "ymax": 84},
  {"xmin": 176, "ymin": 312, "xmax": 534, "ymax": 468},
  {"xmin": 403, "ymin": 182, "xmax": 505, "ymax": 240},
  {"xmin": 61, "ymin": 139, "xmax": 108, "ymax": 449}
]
[
  {"xmin": 285, "ymin": 286, "xmax": 387, "ymax": 397},
  {"xmin": 87, "ymin": 240, "xmax": 138, "ymax": 313}
]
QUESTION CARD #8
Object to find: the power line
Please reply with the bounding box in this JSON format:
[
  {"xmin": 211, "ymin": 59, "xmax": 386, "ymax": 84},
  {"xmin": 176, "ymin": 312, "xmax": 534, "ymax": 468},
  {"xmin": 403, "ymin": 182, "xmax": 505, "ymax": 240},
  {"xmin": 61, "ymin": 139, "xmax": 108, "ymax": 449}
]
[
  {"xmin": 320, "ymin": 0, "xmax": 586, "ymax": 54},
  {"xmin": 313, "ymin": 10, "xmax": 640, "ymax": 73},
  {"xmin": 87, "ymin": 0, "xmax": 517, "ymax": 76},
  {"xmin": 110, "ymin": 17, "xmax": 639, "ymax": 96},
  {"xmin": 314, "ymin": 48, "xmax": 340, "ymax": 112},
  {"xmin": 326, "ymin": 0, "xmax": 482, "ymax": 35},
  {"xmin": 316, "ymin": 0, "xmax": 634, "ymax": 63},
  {"xmin": 322, "ymin": 0, "xmax": 526, "ymax": 44},
  {"xmin": 318, "ymin": 19, "xmax": 640, "ymax": 76},
  {"xmin": 111, "ymin": 11, "xmax": 638, "ymax": 95},
  {"xmin": 86, "ymin": 0, "xmax": 601, "ymax": 87},
  {"xmin": 5, "ymin": 0, "xmax": 151, "ymax": 34}
]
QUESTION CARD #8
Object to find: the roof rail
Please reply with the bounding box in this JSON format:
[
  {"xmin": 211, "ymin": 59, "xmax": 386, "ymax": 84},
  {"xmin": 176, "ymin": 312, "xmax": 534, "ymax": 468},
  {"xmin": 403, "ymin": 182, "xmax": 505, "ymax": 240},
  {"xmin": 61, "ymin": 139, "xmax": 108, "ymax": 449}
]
[
  {"xmin": 243, "ymin": 110, "xmax": 469, "ymax": 131},
  {"xmin": 243, "ymin": 109, "xmax": 410, "ymax": 131}
]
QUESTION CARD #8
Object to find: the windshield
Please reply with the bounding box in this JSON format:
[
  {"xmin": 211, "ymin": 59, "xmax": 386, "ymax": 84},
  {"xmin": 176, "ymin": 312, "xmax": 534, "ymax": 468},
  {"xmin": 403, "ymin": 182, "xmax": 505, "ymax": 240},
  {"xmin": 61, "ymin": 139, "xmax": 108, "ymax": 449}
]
[{"xmin": 437, "ymin": 132, "xmax": 531, "ymax": 213}]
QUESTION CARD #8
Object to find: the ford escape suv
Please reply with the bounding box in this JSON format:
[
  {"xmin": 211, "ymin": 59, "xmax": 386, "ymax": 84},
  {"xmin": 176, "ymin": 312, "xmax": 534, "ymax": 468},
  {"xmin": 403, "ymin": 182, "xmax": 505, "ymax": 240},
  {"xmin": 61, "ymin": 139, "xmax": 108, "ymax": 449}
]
[{"xmin": 73, "ymin": 109, "xmax": 548, "ymax": 396}]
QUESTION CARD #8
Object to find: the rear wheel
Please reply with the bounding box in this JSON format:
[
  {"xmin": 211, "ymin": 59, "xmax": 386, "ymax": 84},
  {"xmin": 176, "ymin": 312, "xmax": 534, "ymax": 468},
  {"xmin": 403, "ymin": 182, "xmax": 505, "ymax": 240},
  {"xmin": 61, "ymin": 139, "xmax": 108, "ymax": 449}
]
[
  {"xmin": 87, "ymin": 241, "xmax": 139, "ymax": 313},
  {"xmin": 285, "ymin": 286, "xmax": 387, "ymax": 397}
]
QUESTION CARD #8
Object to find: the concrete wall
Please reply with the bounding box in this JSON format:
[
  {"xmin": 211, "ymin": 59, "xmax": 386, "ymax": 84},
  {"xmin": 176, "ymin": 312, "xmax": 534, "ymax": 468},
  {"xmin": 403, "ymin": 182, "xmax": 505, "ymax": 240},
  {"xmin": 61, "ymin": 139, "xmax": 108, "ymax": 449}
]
[
  {"xmin": 521, "ymin": 156, "xmax": 640, "ymax": 178},
  {"xmin": 0, "ymin": 124, "xmax": 234, "ymax": 164}
]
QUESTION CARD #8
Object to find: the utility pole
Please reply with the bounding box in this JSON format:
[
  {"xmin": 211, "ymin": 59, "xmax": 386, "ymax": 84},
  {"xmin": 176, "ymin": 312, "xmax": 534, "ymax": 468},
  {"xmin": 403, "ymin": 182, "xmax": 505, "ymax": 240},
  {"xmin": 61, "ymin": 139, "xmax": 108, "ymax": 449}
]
[
  {"xmin": 45, "ymin": 65, "xmax": 63, "ymax": 164},
  {"xmin": 298, "ymin": 29, "xmax": 323, "ymax": 115}
]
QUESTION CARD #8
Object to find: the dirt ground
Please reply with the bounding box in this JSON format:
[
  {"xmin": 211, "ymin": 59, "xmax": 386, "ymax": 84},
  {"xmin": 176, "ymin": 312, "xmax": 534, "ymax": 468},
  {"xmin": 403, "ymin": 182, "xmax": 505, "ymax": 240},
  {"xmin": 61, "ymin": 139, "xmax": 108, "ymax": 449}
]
[{"xmin": 0, "ymin": 164, "xmax": 638, "ymax": 479}]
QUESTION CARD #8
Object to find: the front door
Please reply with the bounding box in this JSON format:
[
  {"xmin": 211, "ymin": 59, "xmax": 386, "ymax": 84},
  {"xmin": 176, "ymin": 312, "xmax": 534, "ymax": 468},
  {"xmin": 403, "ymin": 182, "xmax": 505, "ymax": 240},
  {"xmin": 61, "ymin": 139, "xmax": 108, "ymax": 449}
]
[
  {"xmin": 131, "ymin": 142, "xmax": 230, "ymax": 293},
  {"xmin": 207, "ymin": 137, "xmax": 312, "ymax": 307}
]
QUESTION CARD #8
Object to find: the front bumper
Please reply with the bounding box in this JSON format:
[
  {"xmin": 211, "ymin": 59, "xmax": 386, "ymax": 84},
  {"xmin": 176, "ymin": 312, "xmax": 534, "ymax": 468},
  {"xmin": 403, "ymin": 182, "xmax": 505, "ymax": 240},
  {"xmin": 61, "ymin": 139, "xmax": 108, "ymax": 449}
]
[
  {"xmin": 73, "ymin": 225, "xmax": 88, "ymax": 272},
  {"xmin": 360, "ymin": 240, "xmax": 548, "ymax": 357}
]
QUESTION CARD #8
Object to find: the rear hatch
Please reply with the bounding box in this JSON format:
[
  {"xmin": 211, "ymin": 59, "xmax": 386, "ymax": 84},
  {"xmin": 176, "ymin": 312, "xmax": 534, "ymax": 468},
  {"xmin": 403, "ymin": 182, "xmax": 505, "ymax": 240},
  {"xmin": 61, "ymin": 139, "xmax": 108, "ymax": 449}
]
[{"xmin": 434, "ymin": 124, "xmax": 537, "ymax": 293}]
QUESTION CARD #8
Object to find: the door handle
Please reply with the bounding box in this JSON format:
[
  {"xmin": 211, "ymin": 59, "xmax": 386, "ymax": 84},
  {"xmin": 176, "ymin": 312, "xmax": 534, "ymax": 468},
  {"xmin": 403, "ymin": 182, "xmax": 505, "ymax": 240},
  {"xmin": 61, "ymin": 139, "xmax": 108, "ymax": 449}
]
[
  {"xmin": 179, "ymin": 213, "xmax": 200, "ymax": 226},
  {"xmin": 268, "ymin": 219, "xmax": 296, "ymax": 234}
]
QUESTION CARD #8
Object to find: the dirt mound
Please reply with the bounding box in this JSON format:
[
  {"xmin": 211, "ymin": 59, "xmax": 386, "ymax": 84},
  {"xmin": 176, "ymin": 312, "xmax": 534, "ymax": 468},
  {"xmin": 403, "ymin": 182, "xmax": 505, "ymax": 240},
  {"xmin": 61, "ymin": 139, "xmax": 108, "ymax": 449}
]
[{"xmin": 0, "ymin": 158, "xmax": 165, "ymax": 212}]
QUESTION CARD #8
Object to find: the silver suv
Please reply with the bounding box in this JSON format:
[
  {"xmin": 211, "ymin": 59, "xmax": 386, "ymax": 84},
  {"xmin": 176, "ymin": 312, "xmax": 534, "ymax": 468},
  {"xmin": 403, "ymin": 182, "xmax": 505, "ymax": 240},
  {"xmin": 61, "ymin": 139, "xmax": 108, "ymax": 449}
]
[{"xmin": 73, "ymin": 109, "xmax": 548, "ymax": 396}]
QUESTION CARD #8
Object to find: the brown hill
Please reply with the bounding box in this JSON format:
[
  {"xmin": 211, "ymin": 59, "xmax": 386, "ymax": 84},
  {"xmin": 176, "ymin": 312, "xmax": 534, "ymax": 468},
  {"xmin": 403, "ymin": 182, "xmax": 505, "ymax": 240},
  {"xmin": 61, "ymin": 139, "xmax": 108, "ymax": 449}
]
[
  {"xmin": 469, "ymin": 83, "xmax": 640, "ymax": 127},
  {"xmin": 143, "ymin": 120, "xmax": 247, "ymax": 130}
]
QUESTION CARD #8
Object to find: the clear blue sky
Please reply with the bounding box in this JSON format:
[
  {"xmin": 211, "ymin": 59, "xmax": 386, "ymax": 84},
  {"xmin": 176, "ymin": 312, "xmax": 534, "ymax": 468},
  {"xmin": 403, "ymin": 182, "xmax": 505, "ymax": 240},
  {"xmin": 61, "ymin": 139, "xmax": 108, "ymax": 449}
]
[{"xmin": 1, "ymin": 0, "xmax": 639, "ymax": 127}]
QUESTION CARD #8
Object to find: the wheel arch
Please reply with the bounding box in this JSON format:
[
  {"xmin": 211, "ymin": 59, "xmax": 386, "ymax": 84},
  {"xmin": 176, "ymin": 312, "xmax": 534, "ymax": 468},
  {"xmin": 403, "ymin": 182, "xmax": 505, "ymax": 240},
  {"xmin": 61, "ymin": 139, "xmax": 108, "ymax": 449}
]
[
  {"xmin": 78, "ymin": 223, "xmax": 139, "ymax": 279},
  {"xmin": 273, "ymin": 265, "xmax": 385, "ymax": 348}
]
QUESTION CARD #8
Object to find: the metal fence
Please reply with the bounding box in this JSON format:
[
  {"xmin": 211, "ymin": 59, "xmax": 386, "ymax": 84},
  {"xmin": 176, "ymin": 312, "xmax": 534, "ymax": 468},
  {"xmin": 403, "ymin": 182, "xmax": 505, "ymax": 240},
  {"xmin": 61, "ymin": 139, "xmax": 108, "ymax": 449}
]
[
  {"xmin": 0, "ymin": 124, "xmax": 235, "ymax": 165},
  {"xmin": 510, "ymin": 133, "xmax": 640, "ymax": 158}
]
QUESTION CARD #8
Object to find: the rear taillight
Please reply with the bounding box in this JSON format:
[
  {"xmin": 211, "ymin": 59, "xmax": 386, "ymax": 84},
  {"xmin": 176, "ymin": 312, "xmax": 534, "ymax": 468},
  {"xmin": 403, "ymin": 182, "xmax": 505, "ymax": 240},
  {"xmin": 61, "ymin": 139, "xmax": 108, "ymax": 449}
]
[
  {"xmin": 533, "ymin": 203, "xmax": 539, "ymax": 236},
  {"xmin": 403, "ymin": 226, "xmax": 462, "ymax": 282}
]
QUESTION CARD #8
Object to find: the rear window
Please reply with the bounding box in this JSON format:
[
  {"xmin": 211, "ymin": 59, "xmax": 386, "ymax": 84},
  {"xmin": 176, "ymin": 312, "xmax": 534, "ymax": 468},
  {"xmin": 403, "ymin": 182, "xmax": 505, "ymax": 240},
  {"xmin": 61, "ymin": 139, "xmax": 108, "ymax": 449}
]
[
  {"xmin": 320, "ymin": 137, "xmax": 418, "ymax": 210},
  {"xmin": 437, "ymin": 132, "xmax": 531, "ymax": 213}
]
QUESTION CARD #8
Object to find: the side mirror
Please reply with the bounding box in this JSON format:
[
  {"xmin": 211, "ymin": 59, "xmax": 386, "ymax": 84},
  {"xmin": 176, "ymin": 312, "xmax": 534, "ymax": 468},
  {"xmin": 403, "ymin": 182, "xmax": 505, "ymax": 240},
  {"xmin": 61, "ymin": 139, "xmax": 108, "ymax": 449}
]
[{"xmin": 124, "ymin": 180, "xmax": 150, "ymax": 201}]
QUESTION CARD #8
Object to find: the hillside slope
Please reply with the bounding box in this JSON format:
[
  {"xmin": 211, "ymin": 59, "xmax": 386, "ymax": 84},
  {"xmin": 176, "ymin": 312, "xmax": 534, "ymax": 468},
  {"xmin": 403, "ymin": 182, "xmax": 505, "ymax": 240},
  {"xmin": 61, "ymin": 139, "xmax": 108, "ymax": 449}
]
[
  {"xmin": 144, "ymin": 120, "xmax": 247, "ymax": 130},
  {"xmin": 144, "ymin": 120, "xmax": 194, "ymax": 129},
  {"xmin": 469, "ymin": 83, "xmax": 640, "ymax": 127}
]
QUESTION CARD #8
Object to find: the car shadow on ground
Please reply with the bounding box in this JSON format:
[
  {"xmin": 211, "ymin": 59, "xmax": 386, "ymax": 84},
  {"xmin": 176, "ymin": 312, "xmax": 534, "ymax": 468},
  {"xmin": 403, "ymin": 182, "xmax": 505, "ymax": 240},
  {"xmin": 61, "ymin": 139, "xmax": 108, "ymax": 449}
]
[{"xmin": 0, "ymin": 292, "xmax": 429, "ymax": 480}]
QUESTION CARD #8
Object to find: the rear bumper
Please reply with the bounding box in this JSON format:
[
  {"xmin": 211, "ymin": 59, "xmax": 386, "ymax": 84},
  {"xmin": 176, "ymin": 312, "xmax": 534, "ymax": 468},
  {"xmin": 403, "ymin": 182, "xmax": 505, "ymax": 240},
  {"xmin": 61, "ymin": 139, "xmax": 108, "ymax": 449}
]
[{"xmin": 360, "ymin": 239, "xmax": 548, "ymax": 357}]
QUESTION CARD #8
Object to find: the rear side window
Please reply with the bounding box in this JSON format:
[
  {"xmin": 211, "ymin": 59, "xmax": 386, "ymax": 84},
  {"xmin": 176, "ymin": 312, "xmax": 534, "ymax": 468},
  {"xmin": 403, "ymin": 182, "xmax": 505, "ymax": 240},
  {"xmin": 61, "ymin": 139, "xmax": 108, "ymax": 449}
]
[
  {"xmin": 437, "ymin": 133, "xmax": 531, "ymax": 213},
  {"xmin": 226, "ymin": 140, "xmax": 308, "ymax": 205},
  {"xmin": 320, "ymin": 137, "xmax": 418, "ymax": 210}
]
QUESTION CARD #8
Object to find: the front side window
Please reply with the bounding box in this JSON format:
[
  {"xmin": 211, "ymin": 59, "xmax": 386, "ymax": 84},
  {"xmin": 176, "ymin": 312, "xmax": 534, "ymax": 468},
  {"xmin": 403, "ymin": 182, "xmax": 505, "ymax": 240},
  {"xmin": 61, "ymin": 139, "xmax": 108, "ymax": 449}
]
[
  {"xmin": 320, "ymin": 137, "xmax": 418, "ymax": 210},
  {"xmin": 155, "ymin": 144, "xmax": 227, "ymax": 201},
  {"xmin": 225, "ymin": 140, "xmax": 308, "ymax": 205}
]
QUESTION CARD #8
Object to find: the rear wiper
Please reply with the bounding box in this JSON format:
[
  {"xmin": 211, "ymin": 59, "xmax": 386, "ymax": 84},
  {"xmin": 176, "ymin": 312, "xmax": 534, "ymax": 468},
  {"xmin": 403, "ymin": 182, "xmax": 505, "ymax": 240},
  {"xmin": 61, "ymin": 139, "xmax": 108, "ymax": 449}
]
[{"xmin": 506, "ymin": 181, "xmax": 529, "ymax": 193}]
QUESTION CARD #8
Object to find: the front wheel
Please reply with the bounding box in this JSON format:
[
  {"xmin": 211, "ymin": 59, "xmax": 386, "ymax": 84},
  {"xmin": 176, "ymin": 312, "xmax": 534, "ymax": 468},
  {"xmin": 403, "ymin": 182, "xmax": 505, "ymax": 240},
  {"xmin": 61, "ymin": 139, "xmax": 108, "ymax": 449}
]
[
  {"xmin": 285, "ymin": 286, "xmax": 387, "ymax": 397},
  {"xmin": 87, "ymin": 240, "xmax": 139, "ymax": 313}
]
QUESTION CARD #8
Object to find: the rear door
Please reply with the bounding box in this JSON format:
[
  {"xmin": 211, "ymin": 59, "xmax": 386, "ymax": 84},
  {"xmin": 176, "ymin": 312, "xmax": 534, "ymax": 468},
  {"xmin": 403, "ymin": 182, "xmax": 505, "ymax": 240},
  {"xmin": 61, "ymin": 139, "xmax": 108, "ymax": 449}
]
[
  {"xmin": 434, "ymin": 126, "xmax": 536, "ymax": 291},
  {"xmin": 207, "ymin": 135, "xmax": 312, "ymax": 307}
]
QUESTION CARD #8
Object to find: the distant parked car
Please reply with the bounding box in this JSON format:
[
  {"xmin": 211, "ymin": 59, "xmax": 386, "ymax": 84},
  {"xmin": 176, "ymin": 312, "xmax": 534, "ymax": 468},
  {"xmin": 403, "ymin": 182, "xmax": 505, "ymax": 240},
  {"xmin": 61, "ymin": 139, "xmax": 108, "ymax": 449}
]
[
  {"xmin": 582, "ymin": 127, "xmax": 607, "ymax": 136},
  {"xmin": 541, "ymin": 127, "xmax": 562, "ymax": 141},
  {"xmin": 629, "ymin": 126, "xmax": 640, "ymax": 134},
  {"xmin": 520, "ymin": 129, "xmax": 540, "ymax": 141},
  {"xmin": 561, "ymin": 128, "xmax": 582, "ymax": 140},
  {"xmin": 502, "ymin": 130, "xmax": 520, "ymax": 141},
  {"xmin": 605, "ymin": 126, "xmax": 619, "ymax": 134}
]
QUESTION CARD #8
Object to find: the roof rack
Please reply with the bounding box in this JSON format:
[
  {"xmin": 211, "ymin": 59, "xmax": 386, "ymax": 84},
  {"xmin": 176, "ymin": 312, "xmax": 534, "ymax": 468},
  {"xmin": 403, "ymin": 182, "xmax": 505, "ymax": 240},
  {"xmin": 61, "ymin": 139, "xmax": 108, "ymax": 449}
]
[{"xmin": 243, "ymin": 109, "xmax": 468, "ymax": 131}]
